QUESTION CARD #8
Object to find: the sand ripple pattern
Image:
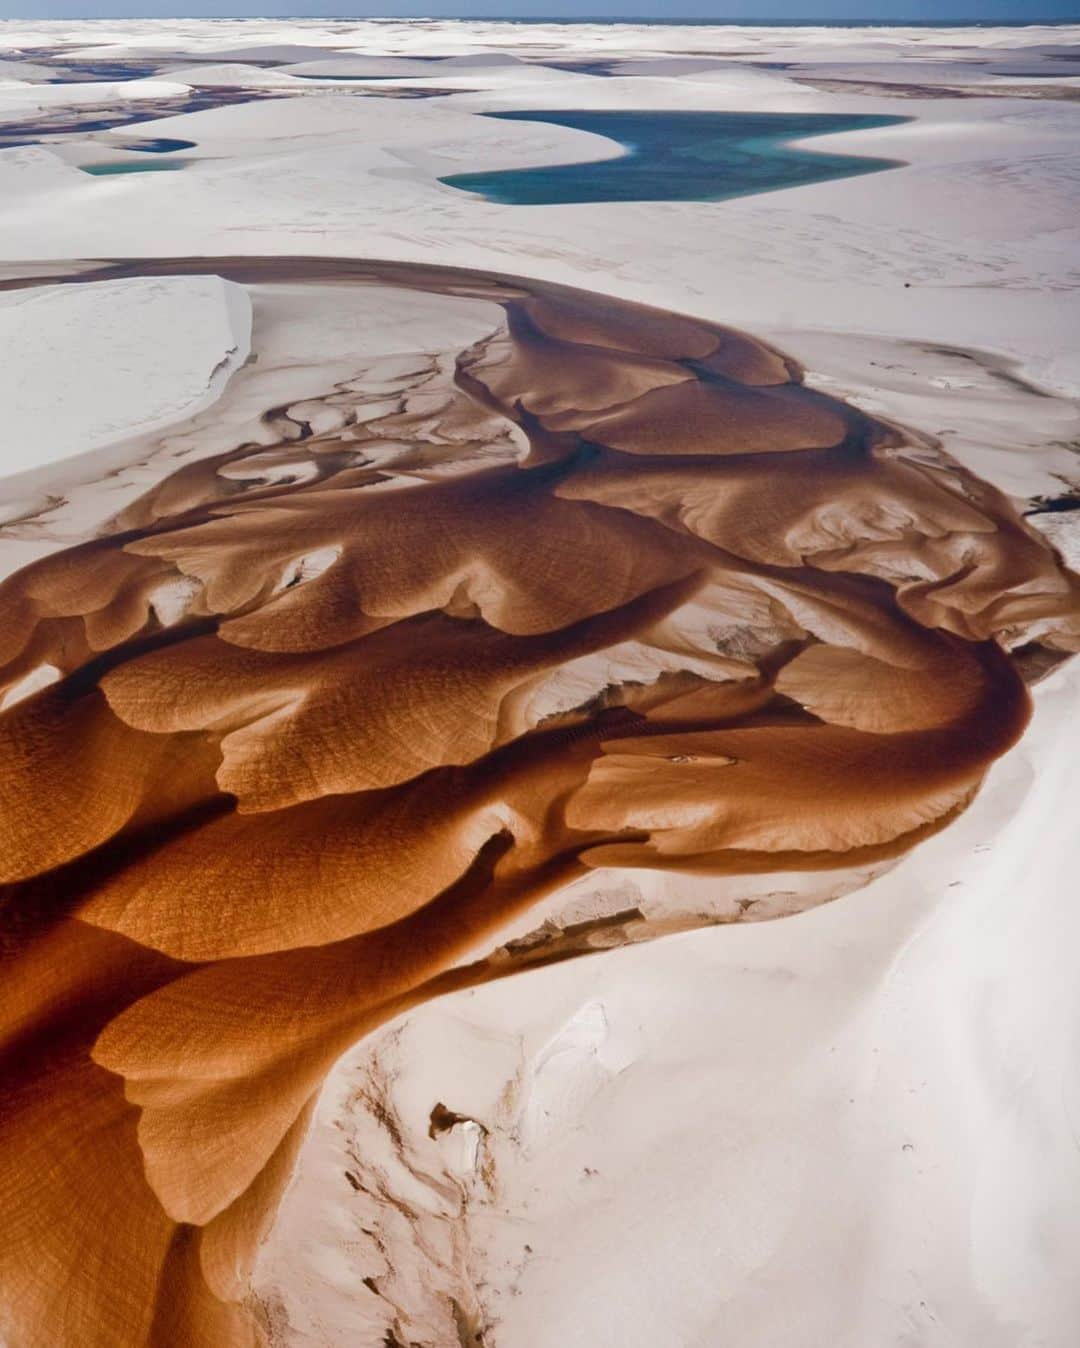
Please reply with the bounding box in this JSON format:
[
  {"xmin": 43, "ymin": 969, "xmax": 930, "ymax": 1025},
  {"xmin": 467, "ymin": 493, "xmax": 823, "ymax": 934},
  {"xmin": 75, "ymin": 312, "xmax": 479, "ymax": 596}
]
[{"xmin": 0, "ymin": 257, "xmax": 1077, "ymax": 1347}]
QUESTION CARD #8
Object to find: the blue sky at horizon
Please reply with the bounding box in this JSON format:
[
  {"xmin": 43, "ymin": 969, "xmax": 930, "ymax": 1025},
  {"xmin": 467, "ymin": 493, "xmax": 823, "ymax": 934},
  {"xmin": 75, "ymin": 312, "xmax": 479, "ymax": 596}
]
[{"xmin": 1, "ymin": 1, "xmax": 1078, "ymax": 22}]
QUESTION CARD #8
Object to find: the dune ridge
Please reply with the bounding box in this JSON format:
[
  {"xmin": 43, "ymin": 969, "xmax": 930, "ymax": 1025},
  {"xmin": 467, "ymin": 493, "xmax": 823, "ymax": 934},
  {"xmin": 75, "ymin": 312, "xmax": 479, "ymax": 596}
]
[{"xmin": 1, "ymin": 257, "xmax": 1078, "ymax": 1347}]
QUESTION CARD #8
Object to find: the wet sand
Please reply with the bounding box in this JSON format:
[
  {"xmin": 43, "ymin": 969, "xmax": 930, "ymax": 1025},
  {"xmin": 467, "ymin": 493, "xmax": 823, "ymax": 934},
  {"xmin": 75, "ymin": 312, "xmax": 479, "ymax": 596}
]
[{"xmin": 1, "ymin": 257, "xmax": 1078, "ymax": 1347}]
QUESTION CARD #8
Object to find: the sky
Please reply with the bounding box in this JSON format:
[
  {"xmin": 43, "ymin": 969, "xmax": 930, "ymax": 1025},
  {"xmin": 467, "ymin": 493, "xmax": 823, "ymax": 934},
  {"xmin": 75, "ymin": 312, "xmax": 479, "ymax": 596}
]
[{"xmin": 1, "ymin": 1, "xmax": 1077, "ymax": 21}]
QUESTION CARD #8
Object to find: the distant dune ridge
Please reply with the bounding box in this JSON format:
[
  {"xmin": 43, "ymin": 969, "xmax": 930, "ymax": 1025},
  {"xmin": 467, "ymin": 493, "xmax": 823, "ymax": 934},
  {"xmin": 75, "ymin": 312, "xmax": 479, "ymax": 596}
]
[{"xmin": 0, "ymin": 257, "xmax": 1078, "ymax": 1347}]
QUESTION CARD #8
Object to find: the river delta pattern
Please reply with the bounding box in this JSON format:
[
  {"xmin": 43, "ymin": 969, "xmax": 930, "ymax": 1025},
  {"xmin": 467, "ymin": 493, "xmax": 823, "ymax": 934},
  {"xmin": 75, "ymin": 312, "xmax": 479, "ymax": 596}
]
[{"xmin": 1, "ymin": 257, "xmax": 1078, "ymax": 1347}]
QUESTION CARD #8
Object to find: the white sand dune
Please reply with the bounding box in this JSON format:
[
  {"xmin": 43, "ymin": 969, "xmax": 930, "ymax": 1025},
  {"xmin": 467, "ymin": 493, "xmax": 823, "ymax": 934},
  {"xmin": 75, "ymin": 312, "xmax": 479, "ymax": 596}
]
[
  {"xmin": 0, "ymin": 57, "xmax": 57, "ymax": 83},
  {"xmin": 0, "ymin": 274, "xmax": 250, "ymax": 486},
  {"xmin": 281, "ymin": 54, "xmax": 449, "ymax": 79},
  {"xmin": 0, "ymin": 75, "xmax": 192, "ymax": 123},
  {"xmin": 162, "ymin": 63, "xmax": 317, "ymax": 89}
]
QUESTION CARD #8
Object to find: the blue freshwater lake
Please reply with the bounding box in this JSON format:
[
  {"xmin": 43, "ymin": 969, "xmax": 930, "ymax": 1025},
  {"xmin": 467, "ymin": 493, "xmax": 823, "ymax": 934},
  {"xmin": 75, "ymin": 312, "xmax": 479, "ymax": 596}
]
[
  {"xmin": 80, "ymin": 160, "xmax": 188, "ymax": 175},
  {"xmin": 441, "ymin": 109, "xmax": 909, "ymax": 207}
]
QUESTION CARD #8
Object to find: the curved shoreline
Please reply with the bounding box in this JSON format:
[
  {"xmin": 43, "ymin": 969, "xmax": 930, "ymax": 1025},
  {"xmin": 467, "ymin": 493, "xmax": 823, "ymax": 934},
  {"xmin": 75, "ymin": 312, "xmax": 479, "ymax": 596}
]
[{"xmin": 439, "ymin": 109, "xmax": 909, "ymax": 206}]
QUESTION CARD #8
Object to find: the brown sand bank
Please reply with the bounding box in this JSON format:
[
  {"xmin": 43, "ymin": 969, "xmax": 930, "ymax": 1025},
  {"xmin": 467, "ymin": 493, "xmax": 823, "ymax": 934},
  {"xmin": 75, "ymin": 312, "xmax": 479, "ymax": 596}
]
[{"xmin": 1, "ymin": 257, "xmax": 1078, "ymax": 1347}]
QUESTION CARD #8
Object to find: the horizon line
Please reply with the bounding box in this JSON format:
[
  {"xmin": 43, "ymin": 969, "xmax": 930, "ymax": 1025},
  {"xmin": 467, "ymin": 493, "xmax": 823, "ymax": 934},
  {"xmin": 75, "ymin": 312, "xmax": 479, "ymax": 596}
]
[{"xmin": 4, "ymin": 13, "xmax": 1080, "ymax": 24}]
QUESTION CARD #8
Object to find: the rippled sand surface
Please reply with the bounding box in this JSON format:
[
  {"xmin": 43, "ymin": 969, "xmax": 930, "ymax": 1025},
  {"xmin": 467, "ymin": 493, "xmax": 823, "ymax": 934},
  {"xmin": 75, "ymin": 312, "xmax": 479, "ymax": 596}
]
[{"xmin": 1, "ymin": 257, "xmax": 1078, "ymax": 1347}]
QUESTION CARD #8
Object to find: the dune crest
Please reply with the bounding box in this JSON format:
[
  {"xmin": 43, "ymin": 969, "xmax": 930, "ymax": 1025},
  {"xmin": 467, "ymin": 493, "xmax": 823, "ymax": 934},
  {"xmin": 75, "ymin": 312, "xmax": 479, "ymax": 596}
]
[{"xmin": 1, "ymin": 258, "xmax": 1077, "ymax": 1347}]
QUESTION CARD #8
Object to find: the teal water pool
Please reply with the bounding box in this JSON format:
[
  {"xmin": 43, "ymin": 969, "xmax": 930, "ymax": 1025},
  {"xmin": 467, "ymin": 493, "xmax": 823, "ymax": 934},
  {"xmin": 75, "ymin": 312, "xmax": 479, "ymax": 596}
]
[
  {"xmin": 441, "ymin": 109, "xmax": 909, "ymax": 206},
  {"xmin": 81, "ymin": 160, "xmax": 188, "ymax": 175}
]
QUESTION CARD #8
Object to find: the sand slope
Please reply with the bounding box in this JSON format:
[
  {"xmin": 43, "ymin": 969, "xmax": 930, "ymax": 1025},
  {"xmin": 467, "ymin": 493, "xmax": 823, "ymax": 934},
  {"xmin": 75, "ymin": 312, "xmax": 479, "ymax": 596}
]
[{"xmin": 0, "ymin": 274, "xmax": 251, "ymax": 485}]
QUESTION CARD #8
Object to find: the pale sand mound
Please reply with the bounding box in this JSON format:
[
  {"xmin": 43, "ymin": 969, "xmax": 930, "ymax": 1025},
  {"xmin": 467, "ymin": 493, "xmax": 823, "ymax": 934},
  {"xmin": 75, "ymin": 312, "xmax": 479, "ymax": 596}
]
[{"xmin": 0, "ymin": 274, "xmax": 251, "ymax": 484}]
